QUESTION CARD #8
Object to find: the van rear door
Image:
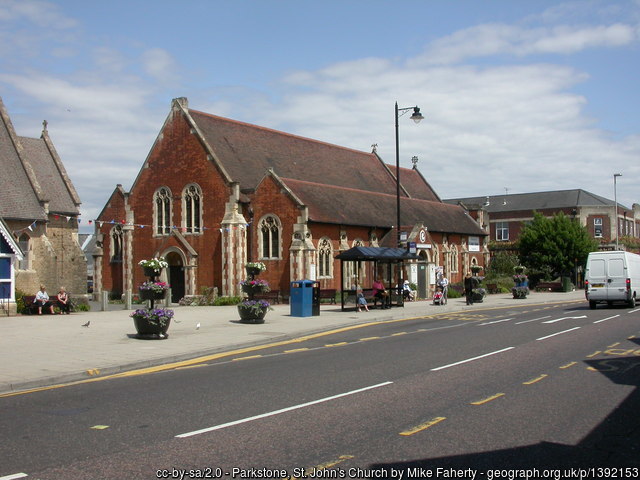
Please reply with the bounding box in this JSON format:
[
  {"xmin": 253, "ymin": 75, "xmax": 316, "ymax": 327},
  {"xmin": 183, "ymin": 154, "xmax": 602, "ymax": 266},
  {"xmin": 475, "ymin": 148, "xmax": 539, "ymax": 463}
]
[
  {"xmin": 607, "ymin": 256, "xmax": 627, "ymax": 300},
  {"xmin": 588, "ymin": 258, "xmax": 607, "ymax": 300}
]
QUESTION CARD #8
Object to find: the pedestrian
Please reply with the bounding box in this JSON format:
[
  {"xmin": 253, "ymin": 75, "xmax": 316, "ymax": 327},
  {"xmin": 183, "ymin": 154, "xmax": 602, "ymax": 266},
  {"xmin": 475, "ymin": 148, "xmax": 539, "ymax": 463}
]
[
  {"xmin": 464, "ymin": 272, "xmax": 474, "ymax": 305},
  {"xmin": 437, "ymin": 274, "xmax": 449, "ymax": 305},
  {"xmin": 35, "ymin": 285, "xmax": 55, "ymax": 314}
]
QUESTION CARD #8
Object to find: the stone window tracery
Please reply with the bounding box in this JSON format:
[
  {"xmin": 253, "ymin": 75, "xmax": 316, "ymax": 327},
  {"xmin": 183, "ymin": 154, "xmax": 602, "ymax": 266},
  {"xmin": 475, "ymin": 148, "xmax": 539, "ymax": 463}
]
[
  {"xmin": 154, "ymin": 187, "xmax": 172, "ymax": 236},
  {"xmin": 318, "ymin": 237, "xmax": 333, "ymax": 279},
  {"xmin": 182, "ymin": 184, "xmax": 202, "ymax": 234},
  {"xmin": 259, "ymin": 215, "xmax": 281, "ymax": 259}
]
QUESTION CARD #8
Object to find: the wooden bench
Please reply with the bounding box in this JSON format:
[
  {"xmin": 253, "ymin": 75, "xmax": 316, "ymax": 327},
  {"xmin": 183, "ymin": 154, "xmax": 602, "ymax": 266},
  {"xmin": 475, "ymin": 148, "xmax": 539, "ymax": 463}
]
[
  {"xmin": 486, "ymin": 283, "xmax": 498, "ymax": 294},
  {"xmin": 22, "ymin": 295, "xmax": 57, "ymax": 314},
  {"xmin": 253, "ymin": 290, "xmax": 281, "ymax": 304},
  {"xmin": 535, "ymin": 282, "xmax": 563, "ymax": 292},
  {"xmin": 318, "ymin": 289, "xmax": 337, "ymax": 304}
]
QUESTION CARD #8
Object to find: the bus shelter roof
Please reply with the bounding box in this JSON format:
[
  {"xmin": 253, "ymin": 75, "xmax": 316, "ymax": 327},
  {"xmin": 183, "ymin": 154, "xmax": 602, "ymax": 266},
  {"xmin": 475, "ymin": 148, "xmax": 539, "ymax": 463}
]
[{"xmin": 335, "ymin": 246, "xmax": 420, "ymax": 262}]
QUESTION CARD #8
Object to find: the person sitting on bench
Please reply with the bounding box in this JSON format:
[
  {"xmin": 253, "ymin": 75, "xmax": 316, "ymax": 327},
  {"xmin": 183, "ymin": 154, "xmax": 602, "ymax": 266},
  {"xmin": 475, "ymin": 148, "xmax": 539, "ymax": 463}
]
[
  {"xmin": 57, "ymin": 286, "xmax": 70, "ymax": 314},
  {"xmin": 372, "ymin": 277, "xmax": 390, "ymax": 309},
  {"xmin": 35, "ymin": 285, "xmax": 55, "ymax": 315}
]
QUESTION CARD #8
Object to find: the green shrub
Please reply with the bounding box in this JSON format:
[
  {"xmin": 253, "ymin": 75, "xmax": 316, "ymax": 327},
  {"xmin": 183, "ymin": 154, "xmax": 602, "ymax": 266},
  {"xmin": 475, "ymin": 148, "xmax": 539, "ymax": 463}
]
[
  {"xmin": 16, "ymin": 289, "xmax": 29, "ymax": 314},
  {"xmin": 447, "ymin": 286, "xmax": 462, "ymax": 298},
  {"xmin": 213, "ymin": 295, "xmax": 243, "ymax": 306}
]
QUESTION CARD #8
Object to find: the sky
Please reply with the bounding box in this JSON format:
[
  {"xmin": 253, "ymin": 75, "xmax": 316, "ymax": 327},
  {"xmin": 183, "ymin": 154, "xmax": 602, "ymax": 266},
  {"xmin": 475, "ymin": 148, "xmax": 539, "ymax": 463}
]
[{"xmin": 1, "ymin": 0, "xmax": 639, "ymax": 234}]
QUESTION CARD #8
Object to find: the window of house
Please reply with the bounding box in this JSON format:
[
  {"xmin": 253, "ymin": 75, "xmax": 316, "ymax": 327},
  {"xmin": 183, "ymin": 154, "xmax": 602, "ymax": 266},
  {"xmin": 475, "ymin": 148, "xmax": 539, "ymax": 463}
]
[
  {"xmin": 154, "ymin": 187, "xmax": 172, "ymax": 236},
  {"xmin": 111, "ymin": 225, "xmax": 123, "ymax": 263},
  {"xmin": 496, "ymin": 222, "xmax": 509, "ymax": 241},
  {"xmin": 18, "ymin": 233, "xmax": 30, "ymax": 270},
  {"xmin": 594, "ymin": 218, "xmax": 603, "ymax": 238},
  {"xmin": 259, "ymin": 215, "xmax": 281, "ymax": 259},
  {"xmin": 318, "ymin": 237, "xmax": 333, "ymax": 278},
  {"xmin": 182, "ymin": 184, "xmax": 202, "ymax": 234}
]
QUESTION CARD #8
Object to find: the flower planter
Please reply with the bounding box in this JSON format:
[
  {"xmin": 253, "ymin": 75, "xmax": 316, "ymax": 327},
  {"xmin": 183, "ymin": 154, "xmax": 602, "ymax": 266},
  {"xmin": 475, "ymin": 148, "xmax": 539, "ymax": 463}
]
[
  {"xmin": 139, "ymin": 289, "xmax": 167, "ymax": 300},
  {"xmin": 132, "ymin": 315, "xmax": 171, "ymax": 336},
  {"xmin": 143, "ymin": 266, "xmax": 162, "ymax": 278},
  {"xmin": 242, "ymin": 284, "xmax": 267, "ymax": 295},
  {"xmin": 245, "ymin": 266, "xmax": 262, "ymax": 277},
  {"xmin": 237, "ymin": 305, "xmax": 268, "ymax": 324}
]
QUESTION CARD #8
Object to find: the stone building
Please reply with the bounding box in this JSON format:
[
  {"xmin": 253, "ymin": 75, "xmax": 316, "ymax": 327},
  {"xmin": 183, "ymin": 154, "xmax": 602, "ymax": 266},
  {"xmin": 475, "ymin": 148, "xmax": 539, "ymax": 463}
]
[
  {"xmin": 94, "ymin": 97, "xmax": 487, "ymax": 302},
  {"xmin": 0, "ymin": 97, "xmax": 87, "ymax": 300}
]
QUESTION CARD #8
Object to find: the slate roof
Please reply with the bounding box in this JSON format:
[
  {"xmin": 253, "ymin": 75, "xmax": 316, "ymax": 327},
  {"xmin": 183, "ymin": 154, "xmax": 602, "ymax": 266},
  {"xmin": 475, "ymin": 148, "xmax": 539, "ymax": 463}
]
[
  {"xmin": 0, "ymin": 97, "xmax": 80, "ymax": 220},
  {"xmin": 445, "ymin": 189, "xmax": 620, "ymax": 213},
  {"xmin": 184, "ymin": 102, "xmax": 483, "ymax": 236},
  {"xmin": 282, "ymin": 177, "xmax": 485, "ymax": 234},
  {"xmin": 0, "ymin": 99, "xmax": 45, "ymax": 221},
  {"xmin": 189, "ymin": 109, "xmax": 400, "ymax": 196},
  {"xmin": 19, "ymin": 136, "xmax": 79, "ymax": 215}
]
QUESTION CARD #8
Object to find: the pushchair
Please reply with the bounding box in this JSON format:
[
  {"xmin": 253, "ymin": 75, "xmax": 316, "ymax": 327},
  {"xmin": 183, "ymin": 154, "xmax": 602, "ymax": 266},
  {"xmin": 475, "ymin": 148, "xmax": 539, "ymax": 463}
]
[{"xmin": 433, "ymin": 286, "xmax": 445, "ymax": 305}]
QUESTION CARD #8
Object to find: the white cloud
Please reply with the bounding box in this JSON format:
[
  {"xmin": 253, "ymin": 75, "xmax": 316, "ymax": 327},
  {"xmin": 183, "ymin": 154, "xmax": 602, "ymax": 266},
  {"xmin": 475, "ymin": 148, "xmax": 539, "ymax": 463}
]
[
  {"xmin": 0, "ymin": 0, "xmax": 77, "ymax": 28},
  {"xmin": 141, "ymin": 47, "xmax": 179, "ymax": 83},
  {"xmin": 412, "ymin": 22, "xmax": 637, "ymax": 65}
]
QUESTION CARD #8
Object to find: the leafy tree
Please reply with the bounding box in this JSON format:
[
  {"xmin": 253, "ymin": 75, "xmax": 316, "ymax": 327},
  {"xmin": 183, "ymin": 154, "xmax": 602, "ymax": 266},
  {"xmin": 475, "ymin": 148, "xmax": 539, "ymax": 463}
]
[
  {"xmin": 487, "ymin": 251, "xmax": 520, "ymax": 277},
  {"xmin": 518, "ymin": 212, "xmax": 598, "ymax": 279}
]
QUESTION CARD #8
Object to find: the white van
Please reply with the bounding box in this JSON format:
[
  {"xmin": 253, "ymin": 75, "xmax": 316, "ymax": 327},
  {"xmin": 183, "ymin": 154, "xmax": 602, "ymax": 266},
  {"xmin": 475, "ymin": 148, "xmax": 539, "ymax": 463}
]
[{"xmin": 585, "ymin": 250, "xmax": 640, "ymax": 309}]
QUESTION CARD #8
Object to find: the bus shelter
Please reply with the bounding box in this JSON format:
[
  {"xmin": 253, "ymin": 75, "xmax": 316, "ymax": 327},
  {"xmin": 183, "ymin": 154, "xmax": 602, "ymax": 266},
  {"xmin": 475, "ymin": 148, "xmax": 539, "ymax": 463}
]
[{"xmin": 335, "ymin": 246, "xmax": 420, "ymax": 312}]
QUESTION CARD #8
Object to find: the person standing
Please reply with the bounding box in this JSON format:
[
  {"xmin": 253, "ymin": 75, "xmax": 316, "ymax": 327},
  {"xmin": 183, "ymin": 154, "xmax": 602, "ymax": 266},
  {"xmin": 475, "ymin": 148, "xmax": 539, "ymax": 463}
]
[
  {"xmin": 438, "ymin": 274, "xmax": 449, "ymax": 305},
  {"xmin": 35, "ymin": 285, "xmax": 55, "ymax": 314},
  {"xmin": 464, "ymin": 273, "xmax": 474, "ymax": 306}
]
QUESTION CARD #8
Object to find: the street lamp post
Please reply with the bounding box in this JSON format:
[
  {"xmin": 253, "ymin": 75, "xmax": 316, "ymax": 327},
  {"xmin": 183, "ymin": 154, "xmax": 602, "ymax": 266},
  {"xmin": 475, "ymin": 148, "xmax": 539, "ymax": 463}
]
[
  {"xmin": 614, "ymin": 173, "xmax": 622, "ymax": 249},
  {"xmin": 395, "ymin": 102, "xmax": 423, "ymax": 248}
]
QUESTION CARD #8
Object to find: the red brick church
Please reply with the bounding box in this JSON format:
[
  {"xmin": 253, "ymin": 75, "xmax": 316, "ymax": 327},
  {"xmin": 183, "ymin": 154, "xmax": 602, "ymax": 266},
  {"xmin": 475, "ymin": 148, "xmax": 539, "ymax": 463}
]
[{"xmin": 94, "ymin": 97, "xmax": 487, "ymax": 302}]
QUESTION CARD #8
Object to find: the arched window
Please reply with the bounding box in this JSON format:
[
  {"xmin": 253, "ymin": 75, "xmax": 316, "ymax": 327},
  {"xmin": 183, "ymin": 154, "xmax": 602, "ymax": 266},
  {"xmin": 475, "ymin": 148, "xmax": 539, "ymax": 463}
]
[
  {"xmin": 451, "ymin": 244, "xmax": 459, "ymax": 273},
  {"xmin": 318, "ymin": 237, "xmax": 333, "ymax": 278},
  {"xmin": 182, "ymin": 184, "xmax": 202, "ymax": 234},
  {"xmin": 154, "ymin": 187, "xmax": 172, "ymax": 236},
  {"xmin": 259, "ymin": 215, "xmax": 281, "ymax": 259},
  {"xmin": 18, "ymin": 233, "xmax": 31, "ymax": 270},
  {"xmin": 110, "ymin": 225, "xmax": 123, "ymax": 263}
]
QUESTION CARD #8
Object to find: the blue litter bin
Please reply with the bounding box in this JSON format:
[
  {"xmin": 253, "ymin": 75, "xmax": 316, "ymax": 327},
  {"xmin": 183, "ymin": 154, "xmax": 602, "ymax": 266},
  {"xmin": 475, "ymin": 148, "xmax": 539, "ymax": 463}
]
[{"xmin": 290, "ymin": 280, "xmax": 317, "ymax": 317}]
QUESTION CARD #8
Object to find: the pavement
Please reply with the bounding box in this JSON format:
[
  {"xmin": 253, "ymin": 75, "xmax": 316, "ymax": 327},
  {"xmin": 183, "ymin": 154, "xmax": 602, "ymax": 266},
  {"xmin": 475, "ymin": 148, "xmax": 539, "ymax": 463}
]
[{"xmin": 0, "ymin": 289, "xmax": 586, "ymax": 395}]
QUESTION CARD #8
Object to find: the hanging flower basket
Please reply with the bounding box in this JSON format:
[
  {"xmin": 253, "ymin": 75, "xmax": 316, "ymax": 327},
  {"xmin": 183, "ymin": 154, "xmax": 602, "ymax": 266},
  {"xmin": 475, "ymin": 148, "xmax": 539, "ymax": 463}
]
[
  {"xmin": 240, "ymin": 279, "xmax": 270, "ymax": 295},
  {"xmin": 245, "ymin": 266, "xmax": 262, "ymax": 277},
  {"xmin": 139, "ymin": 289, "xmax": 167, "ymax": 300},
  {"xmin": 245, "ymin": 262, "xmax": 267, "ymax": 277},
  {"xmin": 143, "ymin": 266, "xmax": 161, "ymax": 277},
  {"xmin": 139, "ymin": 257, "xmax": 168, "ymax": 277}
]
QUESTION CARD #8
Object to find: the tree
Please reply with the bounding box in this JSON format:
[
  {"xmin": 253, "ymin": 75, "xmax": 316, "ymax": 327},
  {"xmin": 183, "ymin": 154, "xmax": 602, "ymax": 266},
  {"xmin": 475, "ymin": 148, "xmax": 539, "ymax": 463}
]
[{"xmin": 518, "ymin": 212, "xmax": 598, "ymax": 279}]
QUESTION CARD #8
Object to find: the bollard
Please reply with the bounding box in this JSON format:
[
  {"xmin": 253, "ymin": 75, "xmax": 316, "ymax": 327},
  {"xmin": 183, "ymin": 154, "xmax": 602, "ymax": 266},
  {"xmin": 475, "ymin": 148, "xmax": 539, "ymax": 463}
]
[
  {"xmin": 124, "ymin": 290, "xmax": 132, "ymax": 310},
  {"xmin": 101, "ymin": 290, "xmax": 108, "ymax": 311}
]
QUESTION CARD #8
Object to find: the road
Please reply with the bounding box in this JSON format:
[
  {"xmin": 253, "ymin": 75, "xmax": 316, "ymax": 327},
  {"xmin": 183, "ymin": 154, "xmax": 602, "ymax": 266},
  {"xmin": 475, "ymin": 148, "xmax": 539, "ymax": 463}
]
[{"xmin": 1, "ymin": 299, "xmax": 639, "ymax": 479}]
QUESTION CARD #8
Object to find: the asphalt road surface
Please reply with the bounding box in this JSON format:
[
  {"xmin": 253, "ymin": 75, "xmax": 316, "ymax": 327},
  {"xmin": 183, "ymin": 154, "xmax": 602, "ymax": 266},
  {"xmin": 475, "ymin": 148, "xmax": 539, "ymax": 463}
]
[{"xmin": 1, "ymin": 299, "xmax": 639, "ymax": 479}]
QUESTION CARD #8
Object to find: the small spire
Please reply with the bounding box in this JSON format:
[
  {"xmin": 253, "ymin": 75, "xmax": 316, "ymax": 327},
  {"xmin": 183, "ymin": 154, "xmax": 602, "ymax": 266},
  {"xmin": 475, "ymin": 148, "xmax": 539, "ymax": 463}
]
[
  {"xmin": 42, "ymin": 119, "xmax": 48, "ymax": 132},
  {"xmin": 371, "ymin": 143, "xmax": 378, "ymax": 153}
]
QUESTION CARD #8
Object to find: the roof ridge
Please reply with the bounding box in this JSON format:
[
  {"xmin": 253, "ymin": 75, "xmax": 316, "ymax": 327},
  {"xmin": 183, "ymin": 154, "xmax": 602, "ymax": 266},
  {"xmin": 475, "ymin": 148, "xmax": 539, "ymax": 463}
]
[
  {"xmin": 188, "ymin": 108, "xmax": 374, "ymax": 157},
  {"xmin": 281, "ymin": 176, "xmax": 451, "ymax": 208}
]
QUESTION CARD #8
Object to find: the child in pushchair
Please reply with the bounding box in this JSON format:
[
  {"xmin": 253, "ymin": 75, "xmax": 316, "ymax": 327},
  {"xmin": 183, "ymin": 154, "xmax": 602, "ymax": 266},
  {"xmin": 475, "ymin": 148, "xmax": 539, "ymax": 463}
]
[{"xmin": 433, "ymin": 286, "xmax": 445, "ymax": 305}]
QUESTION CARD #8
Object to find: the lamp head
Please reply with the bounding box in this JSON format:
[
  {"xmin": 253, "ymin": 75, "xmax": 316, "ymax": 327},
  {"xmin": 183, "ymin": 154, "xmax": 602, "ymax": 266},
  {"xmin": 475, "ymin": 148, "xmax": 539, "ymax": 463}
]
[{"xmin": 410, "ymin": 106, "xmax": 424, "ymax": 124}]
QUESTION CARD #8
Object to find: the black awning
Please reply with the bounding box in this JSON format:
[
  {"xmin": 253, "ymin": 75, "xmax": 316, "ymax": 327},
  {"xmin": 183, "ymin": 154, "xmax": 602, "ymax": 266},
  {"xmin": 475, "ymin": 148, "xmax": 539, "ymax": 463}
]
[{"xmin": 335, "ymin": 246, "xmax": 420, "ymax": 262}]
